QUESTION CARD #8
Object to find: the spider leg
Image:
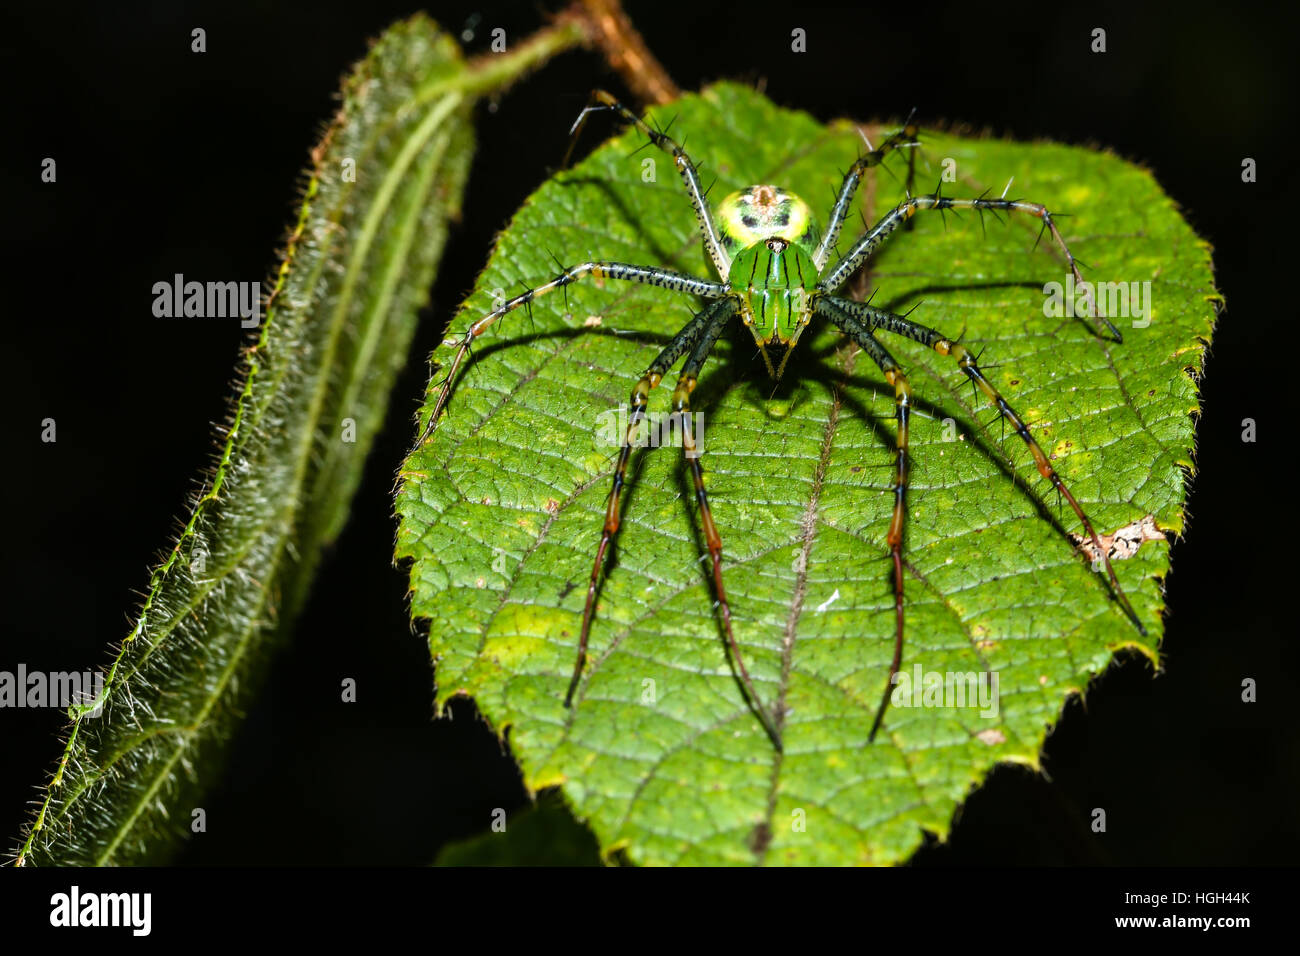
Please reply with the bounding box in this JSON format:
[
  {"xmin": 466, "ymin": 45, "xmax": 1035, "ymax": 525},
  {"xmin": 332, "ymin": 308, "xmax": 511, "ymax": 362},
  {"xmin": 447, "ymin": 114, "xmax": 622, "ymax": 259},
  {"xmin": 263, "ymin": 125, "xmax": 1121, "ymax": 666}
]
[
  {"xmin": 813, "ymin": 296, "xmax": 911, "ymax": 742},
  {"xmin": 824, "ymin": 293, "xmax": 1147, "ymax": 637},
  {"xmin": 565, "ymin": 299, "xmax": 744, "ymax": 708},
  {"xmin": 413, "ymin": 261, "xmax": 727, "ymax": 448},
  {"xmin": 565, "ymin": 89, "xmax": 733, "ymax": 277},
  {"xmin": 669, "ymin": 300, "xmax": 783, "ymax": 750},
  {"xmin": 813, "ymin": 117, "xmax": 921, "ymax": 271},
  {"xmin": 818, "ymin": 194, "xmax": 1124, "ymax": 342}
]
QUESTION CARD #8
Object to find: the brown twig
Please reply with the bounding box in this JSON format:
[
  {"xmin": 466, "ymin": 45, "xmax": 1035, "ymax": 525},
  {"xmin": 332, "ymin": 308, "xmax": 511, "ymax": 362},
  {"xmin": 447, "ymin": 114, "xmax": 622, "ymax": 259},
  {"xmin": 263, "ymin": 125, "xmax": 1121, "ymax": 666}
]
[{"xmin": 562, "ymin": 0, "xmax": 681, "ymax": 105}]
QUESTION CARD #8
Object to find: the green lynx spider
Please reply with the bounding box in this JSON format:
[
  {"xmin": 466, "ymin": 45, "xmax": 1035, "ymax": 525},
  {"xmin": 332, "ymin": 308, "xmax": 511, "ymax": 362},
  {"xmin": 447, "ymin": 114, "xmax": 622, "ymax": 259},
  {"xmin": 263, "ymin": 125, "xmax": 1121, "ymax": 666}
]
[{"xmin": 418, "ymin": 90, "xmax": 1146, "ymax": 751}]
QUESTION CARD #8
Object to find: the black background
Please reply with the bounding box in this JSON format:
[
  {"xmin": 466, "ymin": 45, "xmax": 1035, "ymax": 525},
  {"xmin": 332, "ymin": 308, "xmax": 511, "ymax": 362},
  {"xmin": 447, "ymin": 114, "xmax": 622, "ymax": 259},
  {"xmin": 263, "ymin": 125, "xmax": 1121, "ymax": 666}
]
[{"xmin": 3, "ymin": 0, "xmax": 1295, "ymax": 867}]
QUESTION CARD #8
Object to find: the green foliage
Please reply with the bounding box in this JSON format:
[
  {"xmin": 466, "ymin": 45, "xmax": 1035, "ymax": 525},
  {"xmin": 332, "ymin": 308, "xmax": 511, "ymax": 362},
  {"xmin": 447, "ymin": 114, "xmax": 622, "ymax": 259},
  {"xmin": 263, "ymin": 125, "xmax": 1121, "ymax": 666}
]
[
  {"xmin": 16, "ymin": 16, "xmax": 478, "ymax": 865},
  {"xmin": 397, "ymin": 83, "xmax": 1218, "ymax": 865},
  {"xmin": 434, "ymin": 794, "xmax": 602, "ymax": 866}
]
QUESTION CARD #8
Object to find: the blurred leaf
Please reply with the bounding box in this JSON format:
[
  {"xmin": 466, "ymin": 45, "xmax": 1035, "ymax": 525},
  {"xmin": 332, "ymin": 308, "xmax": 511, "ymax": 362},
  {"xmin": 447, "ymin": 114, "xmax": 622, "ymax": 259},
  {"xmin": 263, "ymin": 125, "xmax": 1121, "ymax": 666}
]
[
  {"xmin": 397, "ymin": 83, "xmax": 1218, "ymax": 865},
  {"xmin": 434, "ymin": 792, "xmax": 602, "ymax": 866}
]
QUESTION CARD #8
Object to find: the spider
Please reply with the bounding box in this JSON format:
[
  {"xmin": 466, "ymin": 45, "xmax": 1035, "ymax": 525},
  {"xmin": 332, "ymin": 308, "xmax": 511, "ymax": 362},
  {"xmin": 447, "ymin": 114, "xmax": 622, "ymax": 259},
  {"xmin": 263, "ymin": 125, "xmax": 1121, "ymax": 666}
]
[{"xmin": 417, "ymin": 89, "xmax": 1146, "ymax": 751}]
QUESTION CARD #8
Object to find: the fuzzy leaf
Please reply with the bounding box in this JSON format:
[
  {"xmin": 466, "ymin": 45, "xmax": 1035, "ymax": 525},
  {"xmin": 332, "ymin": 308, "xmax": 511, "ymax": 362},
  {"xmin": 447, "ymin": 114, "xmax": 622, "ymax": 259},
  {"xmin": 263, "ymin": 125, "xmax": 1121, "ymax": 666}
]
[
  {"xmin": 16, "ymin": 15, "xmax": 477, "ymax": 865},
  {"xmin": 396, "ymin": 83, "xmax": 1218, "ymax": 865}
]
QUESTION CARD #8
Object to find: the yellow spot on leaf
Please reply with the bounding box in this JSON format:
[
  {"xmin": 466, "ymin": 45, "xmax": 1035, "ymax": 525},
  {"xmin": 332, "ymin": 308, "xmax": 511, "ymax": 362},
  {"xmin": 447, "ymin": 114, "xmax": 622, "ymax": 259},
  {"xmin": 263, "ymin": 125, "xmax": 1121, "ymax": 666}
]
[
  {"xmin": 481, "ymin": 605, "xmax": 576, "ymax": 668},
  {"xmin": 1064, "ymin": 186, "xmax": 1092, "ymax": 206}
]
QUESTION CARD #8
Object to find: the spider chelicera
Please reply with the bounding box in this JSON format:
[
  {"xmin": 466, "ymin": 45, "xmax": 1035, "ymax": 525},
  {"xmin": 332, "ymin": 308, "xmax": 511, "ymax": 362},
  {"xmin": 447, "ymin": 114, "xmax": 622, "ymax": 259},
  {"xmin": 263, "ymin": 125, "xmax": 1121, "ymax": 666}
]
[{"xmin": 417, "ymin": 89, "xmax": 1145, "ymax": 751}]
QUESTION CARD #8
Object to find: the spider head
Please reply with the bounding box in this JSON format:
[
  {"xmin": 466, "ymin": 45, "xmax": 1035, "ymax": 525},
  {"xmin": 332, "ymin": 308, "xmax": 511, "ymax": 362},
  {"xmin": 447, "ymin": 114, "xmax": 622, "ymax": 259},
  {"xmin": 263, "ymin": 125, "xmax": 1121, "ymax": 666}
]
[
  {"xmin": 716, "ymin": 185, "xmax": 819, "ymax": 257},
  {"xmin": 728, "ymin": 234, "xmax": 820, "ymax": 380}
]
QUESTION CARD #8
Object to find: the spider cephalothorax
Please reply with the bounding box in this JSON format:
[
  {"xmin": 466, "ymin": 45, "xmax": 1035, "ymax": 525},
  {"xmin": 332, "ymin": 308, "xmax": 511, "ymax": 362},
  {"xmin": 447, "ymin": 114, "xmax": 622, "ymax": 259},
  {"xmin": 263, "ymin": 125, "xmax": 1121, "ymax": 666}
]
[
  {"xmin": 716, "ymin": 184, "xmax": 819, "ymax": 254},
  {"xmin": 419, "ymin": 90, "xmax": 1144, "ymax": 751}
]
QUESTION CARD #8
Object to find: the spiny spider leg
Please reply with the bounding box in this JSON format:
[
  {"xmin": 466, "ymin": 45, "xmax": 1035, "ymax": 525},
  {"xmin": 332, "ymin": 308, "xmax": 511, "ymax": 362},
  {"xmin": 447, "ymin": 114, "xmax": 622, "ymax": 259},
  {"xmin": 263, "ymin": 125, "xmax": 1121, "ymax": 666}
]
[
  {"xmin": 818, "ymin": 194, "xmax": 1124, "ymax": 342},
  {"xmin": 811, "ymin": 297, "xmax": 911, "ymax": 741},
  {"xmin": 565, "ymin": 299, "xmax": 782, "ymax": 739},
  {"xmin": 414, "ymin": 261, "xmax": 727, "ymax": 448},
  {"xmin": 565, "ymin": 301, "xmax": 728, "ymax": 707},
  {"xmin": 670, "ymin": 300, "xmax": 783, "ymax": 750},
  {"xmin": 813, "ymin": 117, "xmax": 921, "ymax": 270},
  {"xmin": 824, "ymin": 293, "xmax": 1148, "ymax": 637},
  {"xmin": 565, "ymin": 89, "xmax": 732, "ymax": 277}
]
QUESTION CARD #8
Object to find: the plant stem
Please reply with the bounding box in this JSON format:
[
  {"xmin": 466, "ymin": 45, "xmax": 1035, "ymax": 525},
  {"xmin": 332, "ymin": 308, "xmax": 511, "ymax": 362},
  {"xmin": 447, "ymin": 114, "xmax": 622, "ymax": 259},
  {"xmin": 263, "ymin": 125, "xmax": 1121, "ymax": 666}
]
[{"xmin": 573, "ymin": 0, "xmax": 681, "ymax": 105}]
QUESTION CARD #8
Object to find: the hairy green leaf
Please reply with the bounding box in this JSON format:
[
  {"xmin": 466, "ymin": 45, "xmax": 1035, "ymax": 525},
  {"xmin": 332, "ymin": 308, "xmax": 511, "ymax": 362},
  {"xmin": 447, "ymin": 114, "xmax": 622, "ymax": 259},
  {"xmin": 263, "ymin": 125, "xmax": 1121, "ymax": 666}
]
[
  {"xmin": 15, "ymin": 15, "xmax": 482, "ymax": 866},
  {"xmin": 397, "ymin": 83, "xmax": 1218, "ymax": 865}
]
